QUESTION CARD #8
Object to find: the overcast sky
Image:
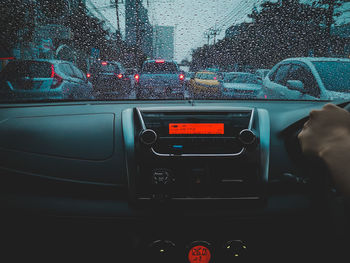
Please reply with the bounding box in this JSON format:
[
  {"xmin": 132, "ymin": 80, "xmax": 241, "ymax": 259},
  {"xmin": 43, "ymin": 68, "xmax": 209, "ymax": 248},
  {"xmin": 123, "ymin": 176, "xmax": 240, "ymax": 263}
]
[{"xmin": 87, "ymin": 0, "xmax": 350, "ymax": 62}]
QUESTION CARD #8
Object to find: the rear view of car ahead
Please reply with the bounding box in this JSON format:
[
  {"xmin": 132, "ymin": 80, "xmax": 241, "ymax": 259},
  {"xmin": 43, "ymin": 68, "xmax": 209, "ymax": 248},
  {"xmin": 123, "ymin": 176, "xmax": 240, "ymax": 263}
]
[
  {"xmin": 221, "ymin": 72, "xmax": 262, "ymax": 99},
  {"xmin": 0, "ymin": 60, "xmax": 93, "ymax": 101},
  {"xmin": 189, "ymin": 71, "xmax": 223, "ymax": 99},
  {"xmin": 135, "ymin": 59, "xmax": 185, "ymax": 99},
  {"xmin": 88, "ymin": 61, "xmax": 131, "ymax": 98}
]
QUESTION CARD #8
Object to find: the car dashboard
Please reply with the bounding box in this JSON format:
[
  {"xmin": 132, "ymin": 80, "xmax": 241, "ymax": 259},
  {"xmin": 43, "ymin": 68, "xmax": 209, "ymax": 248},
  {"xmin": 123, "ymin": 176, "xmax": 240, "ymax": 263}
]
[{"xmin": 0, "ymin": 99, "xmax": 348, "ymax": 262}]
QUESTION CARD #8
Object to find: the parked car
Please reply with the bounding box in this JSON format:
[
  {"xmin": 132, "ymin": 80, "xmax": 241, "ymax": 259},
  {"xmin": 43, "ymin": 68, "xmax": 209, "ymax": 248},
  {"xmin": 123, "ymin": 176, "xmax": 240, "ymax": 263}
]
[
  {"xmin": 261, "ymin": 57, "xmax": 350, "ymax": 100},
  {"xmin": 221, "ymin": 72, "xmax": 262, "ymax": 99},
  {"xmin": 189, "ymin": 70, "xmax": 223, "ymax": 98},
  {"xmin": 88, "ymin": 61, "xmax": 131, "ymax": 96},
  {"xmin": 136, "ymin": 59, "xmax": 185, "ymax": 99},
  {"xmin": 255, "ymin": 68, "xmax": 270, "ymax": 80},
  {"xmin": 0, "ymin": 59, "xmax": 93, "ymax": 101}
]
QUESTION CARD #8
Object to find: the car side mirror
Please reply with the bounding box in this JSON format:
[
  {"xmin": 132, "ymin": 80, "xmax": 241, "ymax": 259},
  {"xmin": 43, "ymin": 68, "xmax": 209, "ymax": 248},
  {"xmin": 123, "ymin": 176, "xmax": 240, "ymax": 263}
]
[{"xmin": 286, "ymin": 80, "xmax": 306, "ymax": 93}]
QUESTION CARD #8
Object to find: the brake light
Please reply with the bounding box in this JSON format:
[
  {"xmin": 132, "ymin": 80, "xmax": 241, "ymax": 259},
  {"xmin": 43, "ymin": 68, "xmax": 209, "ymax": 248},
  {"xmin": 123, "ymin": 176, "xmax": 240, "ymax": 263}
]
[
  {"xmin": 51, "ymin": 73, "xmax": 63, "ymax": 89},
  {"xmin": 50, "ymin": 64, "xmax": 55, "ymax": 78},
  {"xmin": 86, "ymin": 73, "xmax": 91, "ymax": 78},
  {"xmin": 155, "ymin": 59, "xmax": 165, "ymax": 63},
  {"xmin": 179, "ymin": 74, "xmax": 185, "ymax": 81},
  {"xmin": 213, "ymin": 77, "xmax": 217, "ymax": 80},
  {"xmin": 134, "ymin": 74, "xmax": 140, "ymax": 83},
  {"xmin": 101, "ymin": 61, "xmax": 107, "ymax": 66},
  {"xmin": 117, "ymin": 73, "xmax": 123, "ymax": 79}
]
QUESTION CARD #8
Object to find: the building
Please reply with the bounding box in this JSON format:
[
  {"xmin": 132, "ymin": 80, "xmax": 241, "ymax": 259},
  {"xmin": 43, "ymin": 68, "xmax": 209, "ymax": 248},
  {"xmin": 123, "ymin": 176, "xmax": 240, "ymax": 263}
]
[
  {"xmin": 125, "ymin": 0, "xmax": 153, "ymax": 57},
  {"xmin": 153, "ymin": 25, "xmax": 174, "ymax": 60}
]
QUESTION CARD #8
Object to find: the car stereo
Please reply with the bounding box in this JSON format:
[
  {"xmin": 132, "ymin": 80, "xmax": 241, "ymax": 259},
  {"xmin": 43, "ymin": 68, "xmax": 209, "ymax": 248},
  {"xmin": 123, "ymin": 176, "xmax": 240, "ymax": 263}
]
[{"xmin": 122, "ymin": 106, "xmax": 270, "ymax": 204}]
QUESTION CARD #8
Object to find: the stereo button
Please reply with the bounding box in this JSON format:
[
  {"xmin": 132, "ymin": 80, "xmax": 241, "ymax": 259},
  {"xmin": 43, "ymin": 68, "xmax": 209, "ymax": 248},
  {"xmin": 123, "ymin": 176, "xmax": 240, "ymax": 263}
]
[{"xmin": 152, "ymin": 169, "xmax": 174, "ymax": 185}]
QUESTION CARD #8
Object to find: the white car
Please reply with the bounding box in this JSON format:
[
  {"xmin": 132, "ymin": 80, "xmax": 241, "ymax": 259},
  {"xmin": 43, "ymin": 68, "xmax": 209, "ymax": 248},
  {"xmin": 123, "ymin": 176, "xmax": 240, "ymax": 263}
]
[
  {"xmin": 255, "ymin": 69, "xmax": 270, "ymax": 81},
  {"xmin": 222, "ymin": 72, "xmax": 262, "ymax": 99},
  {"xmin": 261, "ymin": 57, "xmax": 350, "ymax": 100}
]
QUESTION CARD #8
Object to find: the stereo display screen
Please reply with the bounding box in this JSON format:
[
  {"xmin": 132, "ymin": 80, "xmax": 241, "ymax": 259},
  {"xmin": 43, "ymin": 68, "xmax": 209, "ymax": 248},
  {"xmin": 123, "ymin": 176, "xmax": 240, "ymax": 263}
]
[{"xmin": 169, "ymin": 123, "xmax": 224, "ymax": 135}]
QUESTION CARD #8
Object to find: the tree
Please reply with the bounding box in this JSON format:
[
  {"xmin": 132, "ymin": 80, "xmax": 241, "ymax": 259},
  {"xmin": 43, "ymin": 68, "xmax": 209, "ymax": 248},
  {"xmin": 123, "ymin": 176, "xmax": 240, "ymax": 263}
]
[{"xmin": 191, "ymin": 0, "xmax": 342, "ymax": 71}]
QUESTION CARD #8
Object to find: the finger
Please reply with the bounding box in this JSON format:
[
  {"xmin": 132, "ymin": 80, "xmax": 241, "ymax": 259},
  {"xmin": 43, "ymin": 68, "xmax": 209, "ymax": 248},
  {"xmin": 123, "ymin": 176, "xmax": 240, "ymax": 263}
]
[
  {"xmin": 309, "ymin": 109, "xmax": 320, "ymax": 120},
  {"xmin": 323, "ymin": 103, "xmax": 338, "ymax": 110}
]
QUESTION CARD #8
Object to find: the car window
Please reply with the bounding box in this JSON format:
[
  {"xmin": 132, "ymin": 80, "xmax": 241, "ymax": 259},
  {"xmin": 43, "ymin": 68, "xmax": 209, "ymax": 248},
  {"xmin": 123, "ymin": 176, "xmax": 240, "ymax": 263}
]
[
  {"xmin": 313, "ymin": 61, "xmax": 350, "ymax": 93},
  {"xmin": 71, "ymin": 65, "xmax": 85, "ymax": 80},
  {"xmin": 142, "ymin": 62, "xmax": 178, "ymax": 73},
  {"xmin": 58, "ymin": 64, "xmax": 75, "ymax": 78},
  {"xmin": 286, "ymin": 64, "xmax": 320, "ymax": 97},
  {"xmin": 273, "ymin": 65, "xmax": 291, "ymax": 86}
]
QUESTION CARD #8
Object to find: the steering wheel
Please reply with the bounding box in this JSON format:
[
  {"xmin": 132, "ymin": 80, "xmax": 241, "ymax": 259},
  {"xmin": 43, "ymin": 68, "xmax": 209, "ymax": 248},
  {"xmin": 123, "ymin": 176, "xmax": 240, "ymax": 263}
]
[{"xmin": 283, "ymin": 101, "xmax": 350, "ymax": 206}]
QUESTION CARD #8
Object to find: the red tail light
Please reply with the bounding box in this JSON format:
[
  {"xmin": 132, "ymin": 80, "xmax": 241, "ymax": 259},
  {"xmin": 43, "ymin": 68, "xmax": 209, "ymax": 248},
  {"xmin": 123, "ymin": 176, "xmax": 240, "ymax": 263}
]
[
  {"xmin": 134, "ymin": 74, "xmax": 140, "ymax": 83},
  {"xmin": 155, "ymin": 59, "xmax": 165, "ymax": 63},
  {"xmin": 101, "ymin": 61, "xmax": 107, "ymax": 66},
  {"xmin": 179, "ymin": 74, "xmax": 185, "ymax": 81},
  {"xmin": 117, "ymin": 73, "xmax": 123, "ymax": 79},
  {"xmin": 86, "ymin": 73, "xmax": 91, "ymax": 78},
  {"xmin": 50, "ymin": 64, "xmax": 55, "ymax": 78},
  {"xmin": 50, "ymin": 65, "xmax": 63, "ymax": 89}
]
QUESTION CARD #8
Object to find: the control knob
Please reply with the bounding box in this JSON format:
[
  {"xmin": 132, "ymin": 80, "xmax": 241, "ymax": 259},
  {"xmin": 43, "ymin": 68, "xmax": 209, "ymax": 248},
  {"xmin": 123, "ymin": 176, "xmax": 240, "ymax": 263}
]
[
  {"xmin": 238, "ymin": 129, "xmax": 256, "ymax": 145},
  {"xmin": 139, "ymin": 129, "xmax": 157, "ymax": 146}
]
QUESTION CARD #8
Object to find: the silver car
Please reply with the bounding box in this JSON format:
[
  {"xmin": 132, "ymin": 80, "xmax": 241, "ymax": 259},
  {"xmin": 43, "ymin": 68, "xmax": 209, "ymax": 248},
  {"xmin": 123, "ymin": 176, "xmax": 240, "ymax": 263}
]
[
  {"xmin": 221, "ymin": 72, "xmax": 262, "ymax": 99},
  {"xmin": 261, "ymin": 57, "xmax": 350, "ymax": 100},
  {"xmin": 0, "ymin": 59, "xmax": 93, "ymax": 101}
]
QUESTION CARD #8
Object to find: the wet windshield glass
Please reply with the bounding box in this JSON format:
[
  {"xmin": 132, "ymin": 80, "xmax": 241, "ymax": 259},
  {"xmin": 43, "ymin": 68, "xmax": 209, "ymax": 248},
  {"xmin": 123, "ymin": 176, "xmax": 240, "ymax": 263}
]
[
  {"xmin": 142, "ymin": 62, "xmax": 178, "ymax": 73},
  {"xmin": 313, "ymin": 61, "xmax": 350, "ymax": 92},
  {"xmin": 0, "ymin": 0, "xmax": 349, "ymax": 101},
  {"xmin": 224, "ymin": 73, "xmax": 259, "ymax": 84}
]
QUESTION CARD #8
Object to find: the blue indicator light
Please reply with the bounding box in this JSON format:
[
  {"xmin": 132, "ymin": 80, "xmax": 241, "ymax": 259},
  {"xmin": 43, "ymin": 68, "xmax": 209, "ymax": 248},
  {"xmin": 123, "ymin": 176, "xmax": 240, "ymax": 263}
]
[{"xmin": 172, "ymin": 145, "xmax": 183, "ymax": 149}]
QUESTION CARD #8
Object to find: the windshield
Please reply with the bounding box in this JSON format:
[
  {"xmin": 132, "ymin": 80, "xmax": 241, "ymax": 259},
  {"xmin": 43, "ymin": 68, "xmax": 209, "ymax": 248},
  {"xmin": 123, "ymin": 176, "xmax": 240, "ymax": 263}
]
[
  {"xmin": 0, "ymin": 0, "xmax": 350, "ymax": 102},
  {"xmin": 313, "ymin": 61, "xmax": 350, "ymax": 93},
  {"xmin": 224, "ymin": 73, "xmax": 260, "ymax": 84},
  {"xmin": 142, "ymin": 62, "xmax": 178, "ymax": 73}
]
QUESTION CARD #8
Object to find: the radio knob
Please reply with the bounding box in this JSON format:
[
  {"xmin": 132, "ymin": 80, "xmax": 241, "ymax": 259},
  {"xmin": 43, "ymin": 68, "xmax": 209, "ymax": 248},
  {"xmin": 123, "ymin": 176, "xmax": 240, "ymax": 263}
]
[
  {"xmin": 223, "ymin": 240, "xmax": 248, "ymax": 260},
  {"xmin": 140, "ymin": 129, "xmax": 157, "ymax": 146},
  {"xmin": 239, "ymin": 129, "xmax": 256, "ymax": 145}
]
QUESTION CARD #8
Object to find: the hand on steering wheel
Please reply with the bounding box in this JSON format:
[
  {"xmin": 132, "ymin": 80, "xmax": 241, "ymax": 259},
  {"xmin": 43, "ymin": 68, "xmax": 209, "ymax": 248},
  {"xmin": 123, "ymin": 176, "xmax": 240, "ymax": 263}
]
[{"xmin": 298, "ymin": 103, "xmax": 350, "ymax": 199}]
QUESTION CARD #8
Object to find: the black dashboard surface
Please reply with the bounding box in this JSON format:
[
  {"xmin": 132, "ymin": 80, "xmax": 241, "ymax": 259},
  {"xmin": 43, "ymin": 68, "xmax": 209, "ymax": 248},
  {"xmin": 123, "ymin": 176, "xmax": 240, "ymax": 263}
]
[
  {"xmin": 1, "ymin": 99, "xmax": 348, "ymax": 262},
  {"xmin": 0, "ymin": 99, "xmax": 332, "ymax": 216},
  {"xmin": 0, "ymin": 99, "xmax": 324, "ymax": 183}
]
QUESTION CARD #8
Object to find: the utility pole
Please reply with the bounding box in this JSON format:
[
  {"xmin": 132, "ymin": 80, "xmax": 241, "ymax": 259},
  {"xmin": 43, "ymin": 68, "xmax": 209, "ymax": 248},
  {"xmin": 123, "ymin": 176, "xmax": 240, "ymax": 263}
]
[
  {"xmin": 134, "ymin": 0, "xmax": 141, "ymax": 67},
  {"xmin": 210, "ymin": 27, "xmax": 221, "ymax": 46},
  {"xmin": 135, "ymin": 0, "xmax": 141, "ymax": 49},
  {"xmin": 114, "ymin": 0, "xmax": 120, "ymax": 33},
  {"xmin": 204, "ymin": 30, "xmax": 211, "ymax": 45}
]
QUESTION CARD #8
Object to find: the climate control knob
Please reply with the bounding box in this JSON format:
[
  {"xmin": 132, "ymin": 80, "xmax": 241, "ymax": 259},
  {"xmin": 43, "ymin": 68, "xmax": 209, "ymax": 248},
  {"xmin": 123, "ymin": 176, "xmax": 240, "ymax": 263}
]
[
  {"xmin": 140, "ymin": 129, "xmax": 157, "ymax": 146},
  {"xmin": 238, "ymin": 129, "xmax": 256, "ymax": 145}
]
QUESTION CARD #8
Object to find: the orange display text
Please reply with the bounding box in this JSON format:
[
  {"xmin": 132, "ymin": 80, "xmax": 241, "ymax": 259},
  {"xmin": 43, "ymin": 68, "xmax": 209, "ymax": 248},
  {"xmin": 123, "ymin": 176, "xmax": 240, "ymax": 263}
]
[{"xmin": 169, "ymin": 123, "xmax": 224, "ymax": 135}]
